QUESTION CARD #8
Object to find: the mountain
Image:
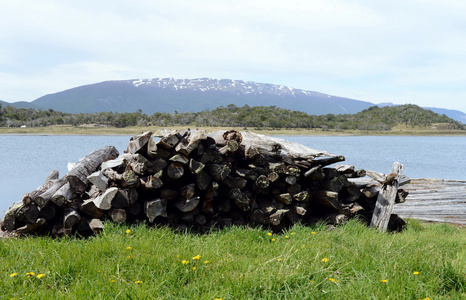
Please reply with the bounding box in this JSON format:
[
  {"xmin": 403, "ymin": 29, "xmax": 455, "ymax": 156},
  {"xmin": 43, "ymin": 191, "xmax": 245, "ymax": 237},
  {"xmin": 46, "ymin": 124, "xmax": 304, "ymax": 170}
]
[
  {"xmin": 378, "ymin": 102, "xmax": 466, "ymax": 124},
  {"xmin": 30, "ymin": 78, "xmax": 374, "ymax": 115},
  {"xmin": 2, "ymin": 78, "xmax": 465, "ymax": 124},
  {"xmin": 0, "ymin": 99, "xmax": 44, "ymax": 110}
]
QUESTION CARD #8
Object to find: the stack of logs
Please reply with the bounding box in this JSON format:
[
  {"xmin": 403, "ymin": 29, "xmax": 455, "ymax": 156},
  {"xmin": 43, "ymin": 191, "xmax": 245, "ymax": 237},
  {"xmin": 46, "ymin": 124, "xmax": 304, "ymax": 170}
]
[{"xmin": 0, "ymin": 129, "xmax": 408, "ymax": 237}]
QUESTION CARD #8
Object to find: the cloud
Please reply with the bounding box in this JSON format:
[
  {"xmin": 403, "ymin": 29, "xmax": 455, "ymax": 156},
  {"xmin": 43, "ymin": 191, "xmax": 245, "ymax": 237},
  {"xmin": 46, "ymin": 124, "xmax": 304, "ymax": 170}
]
[{"xmin": 0, "ymin": 0, "xmax": 465, "ymax": 112}]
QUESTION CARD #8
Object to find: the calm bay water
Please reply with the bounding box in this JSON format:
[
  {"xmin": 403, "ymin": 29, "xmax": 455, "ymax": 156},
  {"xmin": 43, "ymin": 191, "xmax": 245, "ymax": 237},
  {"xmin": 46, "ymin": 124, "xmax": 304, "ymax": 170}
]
[{"xmin": 1, "ymin": 134, "xmax": 465, "ymax": 215}]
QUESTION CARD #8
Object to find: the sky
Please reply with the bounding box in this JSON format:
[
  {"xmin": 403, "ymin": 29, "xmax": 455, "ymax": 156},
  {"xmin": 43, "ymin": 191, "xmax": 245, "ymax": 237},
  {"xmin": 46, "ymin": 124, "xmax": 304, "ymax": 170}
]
[{"xmin": 1, "ymin": 0, "xmax": 466, "ymax": 112}]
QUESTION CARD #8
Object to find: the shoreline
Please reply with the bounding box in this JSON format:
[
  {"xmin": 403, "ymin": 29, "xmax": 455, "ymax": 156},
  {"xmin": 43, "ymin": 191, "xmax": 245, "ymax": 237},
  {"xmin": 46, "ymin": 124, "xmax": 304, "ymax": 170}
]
[{"xmin": 1, "ymin": 125, "xmax": 466, "ymax": 136}]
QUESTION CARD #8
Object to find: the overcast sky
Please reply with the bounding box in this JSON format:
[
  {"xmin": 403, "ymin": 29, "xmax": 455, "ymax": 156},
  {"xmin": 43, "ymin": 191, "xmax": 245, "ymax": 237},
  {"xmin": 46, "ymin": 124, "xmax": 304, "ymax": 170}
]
[{"xmin": 1, "ymin": 0, "xmax": 466, "ymax": 112}]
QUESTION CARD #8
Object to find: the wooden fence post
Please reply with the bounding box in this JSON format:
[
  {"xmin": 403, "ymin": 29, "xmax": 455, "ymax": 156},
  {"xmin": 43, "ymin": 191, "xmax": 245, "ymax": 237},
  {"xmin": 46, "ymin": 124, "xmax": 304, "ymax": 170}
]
[{"xmin": 370, "ymin": 162, "xmax": 404, "ymax": 231}]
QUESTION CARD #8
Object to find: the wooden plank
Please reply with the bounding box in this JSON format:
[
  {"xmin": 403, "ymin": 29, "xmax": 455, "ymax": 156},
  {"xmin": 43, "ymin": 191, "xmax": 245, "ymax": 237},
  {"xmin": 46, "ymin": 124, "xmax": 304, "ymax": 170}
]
[
  {"xmin": 370, "ymin": 162, "xmax": 403, "ymax": 231},
  {"xmin": 393, "ymin": 178, "xmax": 466, "ymax": 225}
]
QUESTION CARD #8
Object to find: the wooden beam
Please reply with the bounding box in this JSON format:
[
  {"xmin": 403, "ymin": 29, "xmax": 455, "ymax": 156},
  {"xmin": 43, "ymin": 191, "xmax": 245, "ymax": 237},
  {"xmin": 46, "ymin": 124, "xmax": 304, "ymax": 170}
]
[{"xmin": 370, "ymin": 162, "xmax": 403, "ymax": 231}]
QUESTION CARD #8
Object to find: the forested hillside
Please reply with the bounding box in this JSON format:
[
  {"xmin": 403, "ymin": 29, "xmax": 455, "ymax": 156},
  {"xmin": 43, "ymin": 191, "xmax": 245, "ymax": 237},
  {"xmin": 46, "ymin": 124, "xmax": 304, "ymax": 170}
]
[{"xmin": 0, "ymin": 102, "xmax": 464, "ymax": 130}]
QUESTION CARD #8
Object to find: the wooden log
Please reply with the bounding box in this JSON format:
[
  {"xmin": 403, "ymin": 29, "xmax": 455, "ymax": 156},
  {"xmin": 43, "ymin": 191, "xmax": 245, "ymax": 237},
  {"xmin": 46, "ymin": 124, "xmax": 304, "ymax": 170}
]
[
  {"xmin": 175, "ymin": 130, "xmax": 208, "ymax": 155},
  {"xmin": 93, "ymin": 187, "xmax": 119, "ymax": 210},
  {"xmin": 110, "ymin": 209, "xmax": 127, "ymax": 223},
  {"xmin": 370, "ymin": 162, "xmax": 404, "ymax": 231},
  {"xmin": 180, "ymin": 184, "xmax": 196, "ymax": 200},
  {"xmin": 189, "ymin": 159, "xmax": 205, "ymax": 174},
  {"xmin": 294, "ymin": 191, "xmax": 310, "ymax": 203},
  {"xmin": 229, "ymin": 188, "xmax": 250, "ymax": 211},
  {"xmin": 66, "ymin": 146, "xmax": 119, "ymax": 193},
  {"xmin": 268, "ymin": 209, "xmax": 289, "ymax": 226},
  {"xmin": 219, "ymin": 140, "xmax": 240, "ymax": 155},
  {"xmin": 122, "ymin": 169, "xmax": 139, "ymax": 187},
  {"xmin": 16, "ymin": 218, "xmax": 46, "ymax": 235},
  {"xmin": 142, "ymin": 174, "xmax": 164, "ymax": 190},
  {"xmin": 80, "ymin": 199, "xmax": 105, "ymax": 219},
  {"xmin": 304, "ymin": 166, "xmax": 325, "ymax": 180},
  {"xmin": 285, "ymin": 175, "xmax": 297, "ymax": 185},
  {"xmin": 88, "ymin": 219, "xmax": 105, "ymax": 234},
  {"xmin": 100, "ymin": 155, "xmax": 127, "ymax": 171},
  {"xmin": 35, "ymin": 178, "xmax": 68, "ymax": 208},
  {"xmin": 157, "ymin": 131, "xmax": 180, "ymax": 149},
  {"xmin": 152, "ymin": 158, "xmax": 168, "ymax": 173},
  {"xmin": 312, "ymin": 155, "xmax": 345, "ymax": 167},
  {"xmin": 2, "ymin": 202, "xmax": 23, "ymax": 231},
  {"xmin": 167, "ymin": 162, "xmax": 184, "ymax": 180},
  {"xmin": 207, "ymin": 163, "xmax": 230, "ymax": 181},
  {"xmin": 313, "ymin": 190, "xmax": 343, "ymax": 212},
  {"xmin": 241, "ymin": 131, "xmax": 337, "ymax": 159},
  {"xmin": 255, "ymin": 175, "xmax": 270, "ymax": 189},
  {"xmin": 101, "ymin": 168, "xmax": 123, "ymax": 181},
  {"xmin": 340, "ymin": 184, "xmax": 362, "ymax": 203},
  {"xmin": 174, "ymin": 197, "xmax": 201, "ymax": 213},
  {"xmin": 275, "ymin": 193, "xmax": 292, "ymax": 205},
  {"xmin": 267, "ymin": 172, "xmax": 280, "ymax": 183},
  {"xmin": 23, "ymin": 170, "xmax": 60, "ymax": 205},
  {"xmin": 63, "ymin": 208, "xmax": 81, "ymax": 231},
  {"xmin": 169, "ymin": 154, "xmax": 189, "ymax": 164},
  {"xmin": 127, "ymin": 131, "xmax": 153, "ymax": 154},
  {"xmin": 51, "ymin": 182, "xmax": 76, "ymax": 206},
  {"xmin": 111, "ymin": 189, "xmax": 131, "ymax": 208},
  {"xmin": 366, "ymin": 170, "xmax": 386, "ymax": 184},
  {"xmin": 39, "ymin": 205, "xmax": 56, "ymax": 221},
  {"xmin": 196, "ymin": 171, "xmax": 212, "ymax": 190},
  {"xmin": 16, "ymin": 203, "xmax": 40, "ymax": 224},
  {"xmin": 87, "ymin": 171, "xmax": 109, "ymax": 191}
]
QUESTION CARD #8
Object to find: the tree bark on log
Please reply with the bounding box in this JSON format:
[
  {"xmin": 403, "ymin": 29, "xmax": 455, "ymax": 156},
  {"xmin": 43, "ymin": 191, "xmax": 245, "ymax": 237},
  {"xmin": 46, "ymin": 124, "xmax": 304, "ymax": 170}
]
[
  {"xmin": 66, "ymin": 146, "xmax": 119, "ymax": 193},
  {"xmin": 23, "ymin": 170, "xmax": 60, "ymax": 205}
]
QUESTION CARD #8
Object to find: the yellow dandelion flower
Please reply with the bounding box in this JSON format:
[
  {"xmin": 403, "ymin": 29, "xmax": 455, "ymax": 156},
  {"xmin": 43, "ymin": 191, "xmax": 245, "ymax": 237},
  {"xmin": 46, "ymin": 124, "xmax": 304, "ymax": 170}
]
[
  {"xmin": 329, "ymin": 277, "xmax": 337, "ymax": 282},
  {"xmin": 192, "ymin": 255, "xmax": 201, "ymax": 260},
  {"xmin": 204, "ymin": 261, "xmax": 210, "ymax": 264},
  {"xmin": 127, "ymin": 256, "xmax": 132, "ymax": 259},
  {"xmin": 125, "ymin": 229, "xmax": 131, "ymax": 234},
  {"xmin": 423, "ymin": 298, "xmax": 430, "ymax": 300},
  {"xmin": 291, "ymin": 232, "xmax": 295, "ymax": 235},
  {"xmin": 285, "ymin": 235, "xmax": 289, "ymax": 239},
  {"xmin": 36, "ymin": 274, "xmax": 45, "ymax": 279},
  {"xmin": 214, "ymin": 298, "xmax": 223, "ymax": 300},
  {"xmin": 111, "ymin": 279, "xmax": 116, "ymax": 283},
  {"xmin": 413, "ymin": 271, "xmax": 420, "ymax": 275},
  {"xmin": 380, "ymin": 279, "xmax": 388, "ymax": 283},
  {"xmin": 271, "ymin": 238, "xmax": 276, "ymax": 242},
  {"xmin": 321, "ymin": 258, "xmax": 329, "ymax": 262},
  {"xmin": 9, "ymin": 273, "xmax": 18, "ymax": 278},
  {"xmin": 26, "ymin": 272, "xmax": 35, "ymax": 278},
  {"xmin": 126, "ymin": 246, "xmax": 132, "ymax": 250},
  {"xmin": 192, "ymin": 267, "xmax": 197, "ymax": 271},
  {"xmin": 277, "ymin": 258, "xmax": 283, "ymax": 261},
  {"xmin": 311, "ymin": 231, "xmax": 317, "ymax": 235},
  {"xmin": 181, "ymin": 260, "xmax": 189, "ymax": 264},
  {"xmin": 267, "ymin": 232, "xmax": 272, "ymax": 236},
  {"xmin": 135, "ymin": 280, "xmax": 142, "ymax": 284}
]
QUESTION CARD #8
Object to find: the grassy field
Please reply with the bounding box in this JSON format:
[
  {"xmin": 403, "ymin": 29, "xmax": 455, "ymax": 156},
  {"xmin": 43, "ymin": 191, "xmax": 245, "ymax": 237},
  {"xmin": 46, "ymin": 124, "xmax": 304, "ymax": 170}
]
[
  {"xmin": 1, "ymin": 219, "xmax": 464, "ymax": 299},
  {"xmin": 1, "ymin": 124, "xmax": 466, "ymax": 136}
]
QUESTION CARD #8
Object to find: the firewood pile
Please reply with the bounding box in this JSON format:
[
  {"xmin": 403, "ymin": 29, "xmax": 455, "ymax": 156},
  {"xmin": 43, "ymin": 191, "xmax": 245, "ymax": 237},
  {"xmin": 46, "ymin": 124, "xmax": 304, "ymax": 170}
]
[{"xmin": 1, "ymin": 129, "xmax": 408, "ymax": 237}]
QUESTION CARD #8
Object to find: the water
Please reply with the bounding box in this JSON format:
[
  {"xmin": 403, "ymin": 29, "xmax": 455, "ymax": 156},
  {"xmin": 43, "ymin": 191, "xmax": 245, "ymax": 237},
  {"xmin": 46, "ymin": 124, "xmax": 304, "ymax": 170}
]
[{"xmin": 1, "ymin": 134, "xmax": 465, "ymax": 216}]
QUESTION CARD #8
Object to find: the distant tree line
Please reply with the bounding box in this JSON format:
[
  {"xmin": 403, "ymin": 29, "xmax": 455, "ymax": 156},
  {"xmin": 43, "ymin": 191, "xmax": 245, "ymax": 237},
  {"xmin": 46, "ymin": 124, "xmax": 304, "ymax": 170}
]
[{"xmin": 0, "ymin": 102, "xmax": 464, "ymax": 130}]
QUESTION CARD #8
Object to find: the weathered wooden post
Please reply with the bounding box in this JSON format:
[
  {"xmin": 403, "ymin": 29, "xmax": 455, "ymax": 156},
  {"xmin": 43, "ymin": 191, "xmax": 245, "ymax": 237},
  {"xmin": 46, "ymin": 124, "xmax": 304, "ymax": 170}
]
[{"xmin": 370, "ymin": 162, "xmax": 403, "ymax": 231}]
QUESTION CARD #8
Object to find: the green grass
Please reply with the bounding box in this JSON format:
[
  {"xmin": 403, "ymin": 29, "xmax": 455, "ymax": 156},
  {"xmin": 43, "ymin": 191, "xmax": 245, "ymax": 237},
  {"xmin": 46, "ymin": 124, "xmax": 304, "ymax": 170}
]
[{"xmin": 1, "ymin": 219, "xmax": 465, "ymax": 299}]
